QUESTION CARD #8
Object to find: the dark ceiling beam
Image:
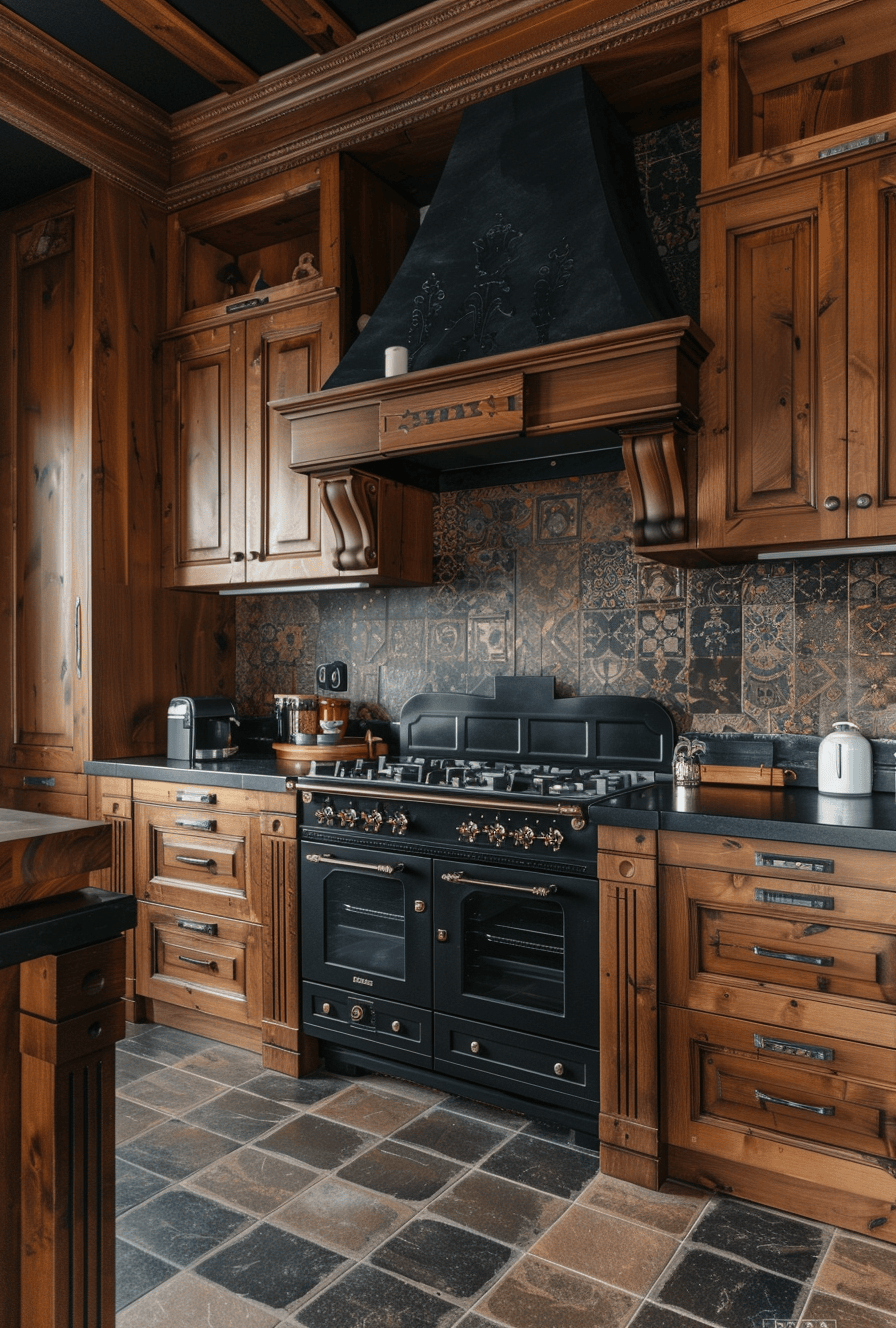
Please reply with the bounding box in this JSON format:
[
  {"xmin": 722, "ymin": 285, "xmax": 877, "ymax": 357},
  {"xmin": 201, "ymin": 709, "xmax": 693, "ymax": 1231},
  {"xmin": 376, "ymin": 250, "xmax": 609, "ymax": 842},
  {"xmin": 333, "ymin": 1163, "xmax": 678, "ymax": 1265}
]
[
  {"xmin": 259, "ymin": 0, "xmax": 355, "ymax": 53},
  {"xmin": 167, "ymin": 0, "xmax": 727, "ymax": 208},
  {"xmin": 0, "ymin": 5, "xmax": 169, "ymax": 203},
  {"xmin": 97, "ymin": 0, "xmax": 258, "ymax": 91}
]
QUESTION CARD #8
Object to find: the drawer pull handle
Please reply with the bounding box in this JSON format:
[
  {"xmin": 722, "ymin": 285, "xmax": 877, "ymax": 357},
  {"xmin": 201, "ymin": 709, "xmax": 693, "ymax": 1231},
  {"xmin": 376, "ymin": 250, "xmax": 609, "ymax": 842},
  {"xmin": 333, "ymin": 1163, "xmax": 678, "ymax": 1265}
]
[
  {"xmin": 176, "ymin": 855, "xmax": 216, "ymax": 870},
  {"xmin": 441, "ymin": 872, "xmax": 557, "ymax": 898},
  {"xmin": 753, "ymin": 1034, "xmax": 834, "ymax": 1061},
  {"xmin": 305, "ymin": 852, "xmax": 404, "ymax": 875},
  {"xmin": 754, "ymin": 852, "xmax": 833, "ymax": 874},
  {"xmin": 754, "ymin": 888, "xmax": 834, "ymax": 910},
  {"xmin": 177, "ymin": 919, "xmax": 218, "ymax": 936},
  {"xmin": 755, "ymin": 1089, "xmax": 834, "ymax": 1117},
  {"xmin": 175, "ymin": 817, "xmax": 216, "ymax": 831},
  {"xmin": 177, "ymin": 954, "xmax": 217, "ymax": 969},
  {"xmin": 176, "ymin": 790, "xmax": 216, "ymax": 804},
  {"xmin": 23, "ymin": 776, "xmax": 55, "ymax": 788},
  {"xmin": 752, "ymin": 945, "xmax": 834, "ymax": 967}
]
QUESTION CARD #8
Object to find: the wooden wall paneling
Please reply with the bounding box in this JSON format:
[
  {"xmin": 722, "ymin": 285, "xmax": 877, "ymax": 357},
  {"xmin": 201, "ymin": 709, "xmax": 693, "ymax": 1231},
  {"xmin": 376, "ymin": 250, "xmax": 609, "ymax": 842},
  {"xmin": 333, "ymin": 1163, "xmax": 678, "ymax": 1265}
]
[
  {"xmin": 0, "ymin": 967, "xmax": 20, "ymax": 1328},
  {"xmin": 88, "ymin": 775, "xmax": 140, "ymax": 1019}
]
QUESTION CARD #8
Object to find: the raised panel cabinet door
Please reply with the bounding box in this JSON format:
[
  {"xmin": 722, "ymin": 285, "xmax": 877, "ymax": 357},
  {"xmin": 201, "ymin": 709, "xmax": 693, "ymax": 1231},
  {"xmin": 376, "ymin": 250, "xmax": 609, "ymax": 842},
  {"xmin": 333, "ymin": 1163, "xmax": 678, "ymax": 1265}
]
[
  {"xmin": 848, "ymin": 152, "xmax": 896, "ymax": 539},
  {"xmin": 698, "ymin": 173, "xmax": 848, "ymax": 553},
  {"xmin": 0, "ymin": 194, "xmax": 90, "ymax": 774},
  {"xmin": 161, "ymin": 324, "xmax": 246, "ymax": 588},
  {"xmin": 244, "ymin": 298, "xmax": 340, "ymax": 584}
]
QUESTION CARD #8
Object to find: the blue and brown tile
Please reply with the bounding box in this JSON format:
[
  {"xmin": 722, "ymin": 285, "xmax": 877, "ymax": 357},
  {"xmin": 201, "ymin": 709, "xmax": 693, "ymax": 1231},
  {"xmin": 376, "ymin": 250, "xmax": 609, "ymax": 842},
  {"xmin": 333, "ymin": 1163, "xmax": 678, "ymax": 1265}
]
[{"xmin": 582, "ymin": 542, "xmax": 637, "ymax": 608}]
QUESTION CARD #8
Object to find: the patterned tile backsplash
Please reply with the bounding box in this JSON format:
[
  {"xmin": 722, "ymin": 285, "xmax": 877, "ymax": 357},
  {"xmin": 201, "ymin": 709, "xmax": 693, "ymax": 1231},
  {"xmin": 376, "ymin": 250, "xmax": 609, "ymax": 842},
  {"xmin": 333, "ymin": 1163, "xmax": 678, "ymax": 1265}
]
[{"xmin": 234, "ymin": 470, "xmax": 896, "ymax": 740}]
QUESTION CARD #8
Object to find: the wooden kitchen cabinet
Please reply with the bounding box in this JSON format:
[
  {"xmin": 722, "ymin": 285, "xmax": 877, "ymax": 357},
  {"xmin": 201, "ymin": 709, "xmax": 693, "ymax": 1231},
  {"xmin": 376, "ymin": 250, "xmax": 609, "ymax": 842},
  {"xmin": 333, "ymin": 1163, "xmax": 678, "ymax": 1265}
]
[
  {"xmin": 161, "ymin": 153, "xmax": 430, "ymax": 592},
  {"xmin": 90, "ymin": 773, "xmax": 316, "ymax": 1074},
  {"xmin": 0, "ymin": 179, "xmax": 234, "ymax": 812},
  {"xmin": 659, "ymin": 829, "xmax": 896, "ymax": 1243}
]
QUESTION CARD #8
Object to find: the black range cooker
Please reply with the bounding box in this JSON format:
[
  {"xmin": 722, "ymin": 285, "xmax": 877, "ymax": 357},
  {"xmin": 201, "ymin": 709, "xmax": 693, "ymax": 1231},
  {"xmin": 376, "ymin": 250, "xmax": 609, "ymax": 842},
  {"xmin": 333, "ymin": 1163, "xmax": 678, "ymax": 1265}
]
[{"xmin": 296, "ymin": 676, "xmax": 674, "ymax": 1139}]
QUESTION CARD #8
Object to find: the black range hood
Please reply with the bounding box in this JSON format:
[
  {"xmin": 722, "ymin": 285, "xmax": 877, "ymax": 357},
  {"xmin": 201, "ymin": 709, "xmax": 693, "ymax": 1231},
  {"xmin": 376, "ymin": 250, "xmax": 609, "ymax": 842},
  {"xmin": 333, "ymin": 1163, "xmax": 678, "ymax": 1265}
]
[
  {"xmin": 328, "ymin": 67, "xmax": 681, "ymax": 392},
  {"xmin": 275, "ymin": 70, "xmax": 710, "ymax": 548}
]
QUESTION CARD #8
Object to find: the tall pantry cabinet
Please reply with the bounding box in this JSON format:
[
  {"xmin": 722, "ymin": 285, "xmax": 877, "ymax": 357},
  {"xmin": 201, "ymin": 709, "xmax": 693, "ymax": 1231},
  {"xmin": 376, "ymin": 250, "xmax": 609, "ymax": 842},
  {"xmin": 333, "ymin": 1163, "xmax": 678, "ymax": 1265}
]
[{"xmin": 0, "ymin": 176, "xmax": 233, "ymax": 818}]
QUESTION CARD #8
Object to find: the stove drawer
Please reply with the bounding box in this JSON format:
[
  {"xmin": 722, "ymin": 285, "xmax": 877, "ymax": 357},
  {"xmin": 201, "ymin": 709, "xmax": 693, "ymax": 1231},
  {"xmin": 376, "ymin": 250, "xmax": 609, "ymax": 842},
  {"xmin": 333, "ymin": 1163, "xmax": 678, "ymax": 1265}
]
[
  {"xmin": 303, "ymin": 981, "xmax": 432, "ymax": 1068},
  {"xmin": 434, "ymin": 1013, "xmax": 599, "ymax": 1108}
]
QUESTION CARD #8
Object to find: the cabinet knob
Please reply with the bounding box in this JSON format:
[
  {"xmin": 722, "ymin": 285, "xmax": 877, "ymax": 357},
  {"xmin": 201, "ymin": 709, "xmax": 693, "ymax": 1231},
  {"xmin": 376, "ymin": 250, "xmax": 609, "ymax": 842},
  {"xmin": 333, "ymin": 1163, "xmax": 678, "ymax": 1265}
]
[
  {"xmin": 230, "ymin": 551, "xmax": 245, "ymax": 562},
  {"xmin": 391, "ymin": 1020, "xmax": 401, "ymax": 1033},
  {"xmin": 322, "ymin": 1002, "xmax": 331, "ymax": 1014},
  {"xmin": 823, "ymin": 496, "xmax": 840, "ymax": 511},
  {"xmin": 247, "ymin": 550, "xmax": 259, "ymax": 560},
  {"xmin": 855, "ymin": 494, "xmax": 873, "ymax": 509},
  {"xmin": 554, "ymin": 1062, "xmax": 565, "ymax": 1076},
  {"xmin": 470, "ymin": 1041, "xmax": 480, "ymax": 1054}
]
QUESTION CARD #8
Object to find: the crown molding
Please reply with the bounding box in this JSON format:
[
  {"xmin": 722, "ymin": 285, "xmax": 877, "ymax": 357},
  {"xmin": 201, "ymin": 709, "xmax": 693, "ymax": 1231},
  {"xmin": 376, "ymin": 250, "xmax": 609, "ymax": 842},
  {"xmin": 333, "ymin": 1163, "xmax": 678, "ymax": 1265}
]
[
  {"xmin": 0, "ymin": 6, "xmax": 169, "ymax": 204},
  {"xmin": 165, "ymin": 0, "xmax": 724, "ymax": 208}
]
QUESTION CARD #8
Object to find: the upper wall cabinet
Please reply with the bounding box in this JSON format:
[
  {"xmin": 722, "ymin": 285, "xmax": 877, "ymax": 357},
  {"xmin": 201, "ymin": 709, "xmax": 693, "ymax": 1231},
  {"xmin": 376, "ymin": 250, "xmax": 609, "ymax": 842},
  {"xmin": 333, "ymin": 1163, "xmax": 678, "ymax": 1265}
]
[
  {"xmin": 702, "ymin": 0, "xmax": 896, "ymax": 195},
  {"xmin": 161, "ymin": 154, "xmax": 432, "ymax": 591}
]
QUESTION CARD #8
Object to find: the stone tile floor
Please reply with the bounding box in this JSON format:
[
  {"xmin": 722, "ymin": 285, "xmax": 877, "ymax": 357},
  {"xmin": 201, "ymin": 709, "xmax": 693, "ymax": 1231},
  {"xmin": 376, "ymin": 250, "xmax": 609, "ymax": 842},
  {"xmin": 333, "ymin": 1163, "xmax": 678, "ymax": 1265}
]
[{"xmin": 115, "ymin": 1022, "xmax": 896, "ymax": 1327}]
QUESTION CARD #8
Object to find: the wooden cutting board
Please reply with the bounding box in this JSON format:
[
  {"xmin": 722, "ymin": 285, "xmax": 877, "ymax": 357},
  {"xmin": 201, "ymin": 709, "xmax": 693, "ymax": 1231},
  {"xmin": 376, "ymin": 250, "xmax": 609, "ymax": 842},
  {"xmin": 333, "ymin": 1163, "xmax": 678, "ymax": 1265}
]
[{"xmin": 273, "ymin": 737, "xmax": 388, "ymax": 765}]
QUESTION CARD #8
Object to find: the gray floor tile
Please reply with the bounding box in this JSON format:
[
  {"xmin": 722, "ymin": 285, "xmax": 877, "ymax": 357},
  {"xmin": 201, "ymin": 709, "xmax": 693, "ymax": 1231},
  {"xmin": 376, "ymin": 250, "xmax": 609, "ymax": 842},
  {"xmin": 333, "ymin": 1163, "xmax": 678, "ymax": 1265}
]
[
  {"xmin": 480, "ymin": 1132, "xmax": 600, "ymax": 1198},
  {"xmin": 117, "ymin": 1117, "xmax": 239, "ymax": 1180},
  {"xmin": 392, "ymin": 1105, "xmax": 511, "ymax": 1163},
  {"xmin": 115, "ymin": 1097, "xmax": 166, "ymax": 1145},
  {"xmin": 428, "ymin": 1170, "xmax": 568, "ymax": 1248},
  {"xmin": 123, "ymin": 1024, "xmax": 217, "ymax": 1065},
  {"xmin": 115, "ymin": 1157, "xmax": 170, "ymax": 1215},
  {"xmin": 655, "ymin": 1247, "xmax": 805, "ymax": 1328},
  {"xmin": 115, "ymin": 1238, "xmax": 178, "ymax": 1311},
  {"xmin": 371, "ymin": 1215, "xmax": 514, "ymax": 1301},
  {"xmin": 116, "ymin": 1047, "xmax": 158, "ymax": 1088},
  {"xmin": 116, "ymin": 1185, "xmax": 251, "ymax": 1266},
  {"xmin": 296, "ymin": 1263, "xmax": 462, "ymax": 1328},
  {"xmin": 177, "ymin": 1043, "xmax": 265, "ymax": 1086},
  {"xmin": 689, "ymin": 1197, "xmax": 829, "ymax": 1280},
  {"xmin": 182, "ymin": 1087, "xmax": 299, "ymax": 1142},
  {"xmin": 261, "ymin": 1112, "xmax": 374, "ymax": 1169},
  {"xmin": 185, "ymin": 1145, "xmax": 319, "ymax": 1216},
  {"xmin": 117, "ymin": 1065, "xmax": 224, "ymax": 1114},
  {"xmin": 243, "ymin": 1069, "xmax": 349, "ymax": 1107},
  {"xmin": 336, "ymin": 1139, "xmax": 462, "ymax": 1202},
  {"xmin": 195, "ymin": 1222, "xmax": 347, "ymax": 1311}
]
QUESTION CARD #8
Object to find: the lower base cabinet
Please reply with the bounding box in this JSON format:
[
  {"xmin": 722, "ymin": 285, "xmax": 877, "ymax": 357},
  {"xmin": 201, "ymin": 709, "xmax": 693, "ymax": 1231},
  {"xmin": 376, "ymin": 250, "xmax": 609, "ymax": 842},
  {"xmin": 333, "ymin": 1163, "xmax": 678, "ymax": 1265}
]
[
  {"xmin": 660, "ymin": 830, "xmax": 896, "ymax": 1245},
  {"xmin": 88, "ymin": 774, "xmax": 317, "ymax": 1076}
]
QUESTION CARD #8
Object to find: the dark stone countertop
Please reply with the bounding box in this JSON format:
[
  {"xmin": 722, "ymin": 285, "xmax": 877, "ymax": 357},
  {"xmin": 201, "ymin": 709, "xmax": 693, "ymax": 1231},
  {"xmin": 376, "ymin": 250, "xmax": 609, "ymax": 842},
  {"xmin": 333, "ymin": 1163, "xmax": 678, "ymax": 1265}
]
[
  {"xmin": 591, "ymin": 779, "xmax": 896, "ymax": 852},
  {"xmin": 84, "ymin": 754, "xmax": 298, "ymax": 794}
]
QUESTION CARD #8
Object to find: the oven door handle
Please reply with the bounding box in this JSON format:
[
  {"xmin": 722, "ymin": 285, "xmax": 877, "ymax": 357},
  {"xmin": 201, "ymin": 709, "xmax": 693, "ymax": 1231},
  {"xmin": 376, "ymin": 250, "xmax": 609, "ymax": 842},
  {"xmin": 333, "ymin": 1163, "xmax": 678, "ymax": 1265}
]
[
  {"xmin": 441, "ymin": 871, "xmax": 557, "ymax": 898},
  {"xmin": 305, "ymin": 852, "xmax": 404, "ymax": 875}
]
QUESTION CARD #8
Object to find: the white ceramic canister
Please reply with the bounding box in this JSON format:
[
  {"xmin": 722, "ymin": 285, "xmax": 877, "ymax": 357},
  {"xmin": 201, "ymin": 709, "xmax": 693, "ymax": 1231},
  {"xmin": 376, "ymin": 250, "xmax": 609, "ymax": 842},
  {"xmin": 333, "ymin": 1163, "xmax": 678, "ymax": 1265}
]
[{"xmin": 817, "ymin": 721, "xmax": 873, "ymax": 796}]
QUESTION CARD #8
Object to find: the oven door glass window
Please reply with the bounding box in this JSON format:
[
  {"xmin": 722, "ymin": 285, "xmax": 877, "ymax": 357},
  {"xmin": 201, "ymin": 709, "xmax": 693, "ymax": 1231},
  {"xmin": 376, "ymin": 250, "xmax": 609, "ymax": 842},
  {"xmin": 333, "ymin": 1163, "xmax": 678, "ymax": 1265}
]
[
  {"xmin": 462, "ymin": 892, "xmax": 564, "ymax": 1014},
  {"xmin": 325, "ymin": 873, "xmax": 405, "ymax": 980}
]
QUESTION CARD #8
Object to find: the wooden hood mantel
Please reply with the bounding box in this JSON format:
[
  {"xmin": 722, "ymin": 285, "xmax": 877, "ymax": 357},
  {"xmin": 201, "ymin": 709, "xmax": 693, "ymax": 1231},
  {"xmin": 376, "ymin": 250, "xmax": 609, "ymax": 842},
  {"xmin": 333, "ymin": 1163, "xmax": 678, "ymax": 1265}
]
[{"xmin": 274, "ymin": 316, "xmax": 711, "ymax": 558}]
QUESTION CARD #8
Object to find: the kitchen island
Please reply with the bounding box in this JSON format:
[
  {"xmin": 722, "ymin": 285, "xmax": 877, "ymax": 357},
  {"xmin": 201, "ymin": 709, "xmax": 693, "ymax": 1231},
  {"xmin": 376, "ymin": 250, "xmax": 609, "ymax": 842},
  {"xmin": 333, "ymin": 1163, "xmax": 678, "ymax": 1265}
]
[{"xmin": 0, "ymin": 808, "xmax": 132, "ymax": 1328}]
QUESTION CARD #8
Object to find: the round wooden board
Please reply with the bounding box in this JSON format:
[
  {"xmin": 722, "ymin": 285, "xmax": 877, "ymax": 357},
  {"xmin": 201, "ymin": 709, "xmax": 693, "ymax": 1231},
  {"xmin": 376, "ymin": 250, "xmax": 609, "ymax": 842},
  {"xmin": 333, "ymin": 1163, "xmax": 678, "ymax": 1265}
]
[{"xmin": 272, "ymin": 738, "xmax": 387, "ymax": 766}]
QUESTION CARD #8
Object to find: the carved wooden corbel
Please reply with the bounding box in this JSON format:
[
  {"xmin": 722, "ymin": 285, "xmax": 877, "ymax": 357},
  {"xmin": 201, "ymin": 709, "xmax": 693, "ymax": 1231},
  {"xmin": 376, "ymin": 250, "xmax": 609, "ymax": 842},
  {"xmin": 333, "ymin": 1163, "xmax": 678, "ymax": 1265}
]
[
  {"xmin": 319, "ymin": 471, "xmax": 379, "ymax": 572},
  {"xmin": 621, "ymin": 416, "xmax": 698, "ymax": 553}
]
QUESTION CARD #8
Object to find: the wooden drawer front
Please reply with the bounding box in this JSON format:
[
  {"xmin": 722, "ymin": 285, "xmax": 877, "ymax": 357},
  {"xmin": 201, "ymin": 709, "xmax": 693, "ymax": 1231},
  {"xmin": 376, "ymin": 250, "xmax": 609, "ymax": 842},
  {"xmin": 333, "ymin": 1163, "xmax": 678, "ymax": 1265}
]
[
  {"xmin": 0, "ymin": 787, "xmax": 89, "ymax": 818},
  {"xmin": 19, "ymin": 939, "xmax": 125, "ymax": 1020},
  {"xmin": 662, "ymin": 866, "xmax": 896, "ymax": 1007},
  {"xmin": 599, "ymin": 826, "xmax": 656, "ymax": 856},
  {"xmin": 136, "ymin": 803, "xmax": 260, "ymax": 921},
  {"xmin": 137, "ymin": 902, "xmax": 261, "ymax": 1027},
  {"xmin": 661, "ymin": 831, "xmax": 896, "ymax": 891},
  {"xmin": 133, "ymin": 779, "xmax": 296, "ymax": 816},
  {"xmin": 0, "ymin": 767, "xmax": 87, "ymax": 796},
  {"xmin": 666, "ymin": 1007, "xmax": 896, "ymax": 1159}
]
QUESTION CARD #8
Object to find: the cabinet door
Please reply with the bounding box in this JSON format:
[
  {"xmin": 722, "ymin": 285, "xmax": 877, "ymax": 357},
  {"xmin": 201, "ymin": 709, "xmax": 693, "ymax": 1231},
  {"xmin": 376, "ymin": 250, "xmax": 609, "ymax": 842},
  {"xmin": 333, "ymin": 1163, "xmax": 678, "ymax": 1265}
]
[
  {"xmin": 698, "ymin": 173, "xmax": 847, "ymax": 553},
  {"xmin": 244, "ymin": 298, "xmax": 340, "ymax": 584},
  {"xmin": 0, "ymin": 196, "xmax": 90, "ymax": 774},
  {"xmin": 848, "ymin": 151, "xmax": 896, "ymax": 539},
  {"xmin": 161, "ymin": 324, "xmax": 246, "ymax": 588}
]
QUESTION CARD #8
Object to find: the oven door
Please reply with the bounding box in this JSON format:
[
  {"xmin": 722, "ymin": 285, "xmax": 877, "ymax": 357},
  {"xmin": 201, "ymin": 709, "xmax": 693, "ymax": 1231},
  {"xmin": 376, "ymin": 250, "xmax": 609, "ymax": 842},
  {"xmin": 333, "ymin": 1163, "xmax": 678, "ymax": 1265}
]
[
  {"xmin": 433, "ymin": 857, "xmax": 598, "ymax": 1047},
  {"xmin": 301, "ymin": 843, "xmax": 431, "ymax": 1006}
]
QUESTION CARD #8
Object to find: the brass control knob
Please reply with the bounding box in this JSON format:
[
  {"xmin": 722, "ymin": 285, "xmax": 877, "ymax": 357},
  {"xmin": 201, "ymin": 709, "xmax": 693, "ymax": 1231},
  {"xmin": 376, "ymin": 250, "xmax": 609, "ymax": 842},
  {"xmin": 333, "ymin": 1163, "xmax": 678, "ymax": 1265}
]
[
  {"xmin": 387, "ymin": 811, "xmax": 409, "ymax": 836},
  {"xmin": 485, "ymin": 822, "xmax": 507, "ymax": 845},
  {"xmin": 510, "ymin": 825, "xmax": 535, "ymax": 849},
  {"xmin": 360, "ymin": 809, "xmax": 383, "ymax": 832},
  {"xmin": 350, "ymin": 1004, "xmax": 365, "ymax": 1022},
  {"xmin": 314, "ymin": 805, "xmax": 335, "ymax": 825},
  {"xmin": 457, "ymin": 819, "xmax": 481, "ymax": 843},
  {"xmin": 337, "ymin": 807, "xmax": 358, "ymax": 827},
  {"xmin": 539, "ymin": 828, "xmax": 565, "ymax": 852}
]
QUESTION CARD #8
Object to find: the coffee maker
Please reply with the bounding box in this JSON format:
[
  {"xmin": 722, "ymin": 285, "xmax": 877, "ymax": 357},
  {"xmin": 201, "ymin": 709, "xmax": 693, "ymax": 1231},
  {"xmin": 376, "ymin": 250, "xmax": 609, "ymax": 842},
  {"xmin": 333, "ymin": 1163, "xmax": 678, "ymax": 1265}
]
[{"xmin": 167, "ymin": 697, "xmax": 240, "ymax": 762}]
